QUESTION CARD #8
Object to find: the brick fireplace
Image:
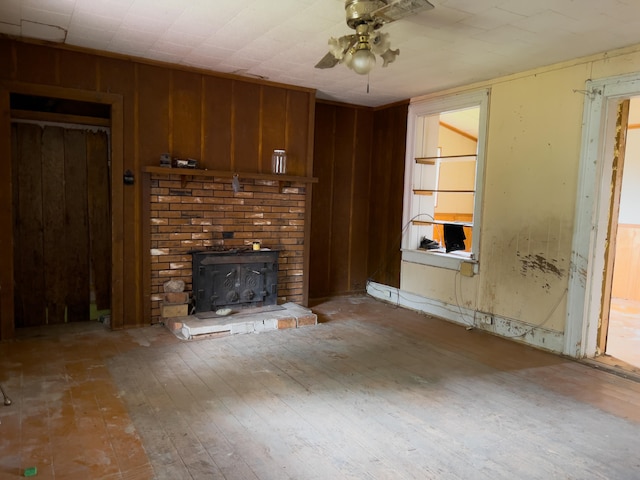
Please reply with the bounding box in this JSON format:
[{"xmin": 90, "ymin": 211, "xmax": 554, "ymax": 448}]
[{"xmin": 148, "ymin": 171, "xmax": 308, "ymax": 324}]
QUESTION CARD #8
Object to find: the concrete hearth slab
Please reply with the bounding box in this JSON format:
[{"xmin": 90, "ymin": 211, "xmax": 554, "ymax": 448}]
[{"xmin": 163, "ymin": 302, "xmax": 317, "ymax": 340}]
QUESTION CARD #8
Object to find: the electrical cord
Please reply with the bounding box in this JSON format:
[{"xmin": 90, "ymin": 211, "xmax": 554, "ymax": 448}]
[
  {"xmin": 499, "ymin": 287, "xmax": 568, "ymax": 339},
  {"xmin": 367, "ymin": 212, "xmax": 436, "ymax": 284},
  {"xmin": 454, "ymin": 270, "xmax": 475, "ymax": 328},
  {"xmin": 366, "ymin": 211, "xmax": 566, "ymax": 339}
]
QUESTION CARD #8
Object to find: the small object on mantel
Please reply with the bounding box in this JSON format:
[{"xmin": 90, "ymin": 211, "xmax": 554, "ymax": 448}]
[
  {"xmin": 231, "ymin": 174, "xmax": 241, "ymax": 193},
  {"xmin": 172, "ymin": 157, "xmax": 199, "ymax": 169},
  {"xmin": 272, "ymin": 149, "xmax": 287, "ymax": 174},
  {"xmin": 160, "ymin": 153, "xmax": 171, "ymax": 168},
  {"xmin": 215, "ymin": 308, "xmax": 232, "ymax": 316}
]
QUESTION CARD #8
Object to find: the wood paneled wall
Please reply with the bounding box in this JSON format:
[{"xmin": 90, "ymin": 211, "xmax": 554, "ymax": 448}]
[
  {"xmin": 309, "ymin": 100, "xmax": 408, "ymax": 299},
  {"xmin": 0, "ymin": 38, "xmax": 315, "ymax": 339},
  {"xmin": 367, "ymin": 103, "xmax": 409, "ymax": 289}
]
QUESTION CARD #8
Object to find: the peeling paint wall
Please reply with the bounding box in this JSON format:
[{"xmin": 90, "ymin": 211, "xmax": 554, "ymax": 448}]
[
  {"xmin": 476, "ymin": 64, "xmax": 588, "ymax": 332},
  {"xmin": 401, "ymin": 44, "xmax": 640, "ymax": 339}
]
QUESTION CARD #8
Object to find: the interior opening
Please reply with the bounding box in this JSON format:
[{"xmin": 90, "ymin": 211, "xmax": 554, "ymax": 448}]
[
  {"xmin": 603, "ymin": 96, "xmax": 640, "ymax": 370},
  {"xmin": 10, "ymin": 96, "xmax": 112, "ymax": 329}
]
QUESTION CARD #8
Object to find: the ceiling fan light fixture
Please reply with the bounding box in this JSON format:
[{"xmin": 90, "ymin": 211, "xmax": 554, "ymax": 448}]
[
  {"xmin": 350, "ymin": 46, "xmax": 376, "ymax": 75},
  {"xmin": 315, "ymin": 0, "xmax": 435, "ymax": 75}
]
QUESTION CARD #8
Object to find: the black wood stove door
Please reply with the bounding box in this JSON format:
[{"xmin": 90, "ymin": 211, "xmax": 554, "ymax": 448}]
[{"xmin": 192, "ymin": 250, "xmax": 278, "ymax": 313}]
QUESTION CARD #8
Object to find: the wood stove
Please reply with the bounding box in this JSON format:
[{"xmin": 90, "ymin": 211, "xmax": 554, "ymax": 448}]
[{"xmin": 191, "ymin": 249, "xmax": 279, "ymax": 313}]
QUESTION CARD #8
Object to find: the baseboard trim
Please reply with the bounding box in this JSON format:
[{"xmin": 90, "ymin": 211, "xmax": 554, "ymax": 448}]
[{"xmin": 366, "ymin": 281, "xmax": 565, "ymax": 354}]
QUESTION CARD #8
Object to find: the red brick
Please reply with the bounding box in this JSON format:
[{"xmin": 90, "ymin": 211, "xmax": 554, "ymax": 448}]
[
  {"xmin": 163, "ymin": 292, "xmax": 189, "ymax": 304},
  {"xmin": 277, "ymin": 317, "xmax": 297, "ymax": 329},
  {"xmin": 297, "ymin": 314, "xmax": 317, "ymax": 327}
]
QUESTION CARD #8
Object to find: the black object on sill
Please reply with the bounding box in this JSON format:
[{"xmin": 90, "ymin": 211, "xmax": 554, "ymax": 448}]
[
  {"xmin": 444, "ymin": 224, "xmax": 466, "ymax": 252},
  {"xmin": 419, "ymin": 237, "xmax": 441, "ymax": 250}
]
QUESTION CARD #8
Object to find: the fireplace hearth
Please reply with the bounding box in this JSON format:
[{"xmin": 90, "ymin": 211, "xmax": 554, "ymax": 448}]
[{"xmin": 191, "ymin": 249, "xmax": 279, "ymax": 313}]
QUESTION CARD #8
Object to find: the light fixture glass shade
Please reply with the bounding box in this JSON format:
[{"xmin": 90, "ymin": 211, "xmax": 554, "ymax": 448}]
[{"xmin": 351, "ymin": 48, "xmax": 376, "ymax": 75}]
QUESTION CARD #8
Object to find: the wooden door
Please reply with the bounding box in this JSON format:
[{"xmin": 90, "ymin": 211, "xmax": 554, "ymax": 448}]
[
  {"xmin": 11, "ymin": 123, "xmax": 111, "ymax": 327},
  {"xmin": 598, "ymin": 99, "xmax": 630, "ymax": 354}
]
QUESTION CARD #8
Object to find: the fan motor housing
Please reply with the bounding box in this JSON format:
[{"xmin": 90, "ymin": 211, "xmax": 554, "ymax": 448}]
[{"xmin": 344, "ymin": 0, "xmax": 386, "ymax": 28}]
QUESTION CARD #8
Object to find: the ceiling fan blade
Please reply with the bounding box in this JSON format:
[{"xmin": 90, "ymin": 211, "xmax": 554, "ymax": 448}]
[
  {"xmin": 371, "ymin": 0, "xmax": 435, "ymax": 24},
  {"xmin": 315, "ymin": 35, "xmax": 357, "ymax": 69},
  {"xmin": 315, "ymin": 52, "xmax": 341, "ymax": 69}
]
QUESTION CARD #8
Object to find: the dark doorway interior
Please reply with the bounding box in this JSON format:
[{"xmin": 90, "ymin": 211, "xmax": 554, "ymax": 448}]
[{"xmin": 11, "ymin": 122, "xmax": 111, "ymax": 327}]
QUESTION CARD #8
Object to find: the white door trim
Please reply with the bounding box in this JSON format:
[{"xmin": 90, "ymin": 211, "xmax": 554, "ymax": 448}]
[{"xmin": 565, "ymin": 72, "xmax": 640, "ymax": 357}]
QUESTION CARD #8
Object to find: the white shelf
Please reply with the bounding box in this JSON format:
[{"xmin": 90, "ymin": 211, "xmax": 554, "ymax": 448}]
[{"xmin": 412, "ymin": 220, "xmax": 473, "ymax": 227}]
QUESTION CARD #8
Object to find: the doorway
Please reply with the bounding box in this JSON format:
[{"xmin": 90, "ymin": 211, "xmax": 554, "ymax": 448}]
[
  {"xmin": 11, "ymin": 121, "xmax": 111, "ymax": 327},
  {"xmin": 566, "ymin": 72, "xmax": 640, "ymax": 371},
  {"xmin": 0, "ymin": 83, "xmax": 124, "ymax": 340},
  {"xmin": 601, "ymin": 97, "xmax": 640, "ymax": 369}
]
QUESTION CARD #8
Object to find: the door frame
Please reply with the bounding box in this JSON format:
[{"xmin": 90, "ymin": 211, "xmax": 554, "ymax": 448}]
[
  {"xmin": 0, "ymin": 81, "xmax": 124, "ymax": 339},
  {"xmin": 565, "ymin": 73, "xmax": 640, "ymax": 357}
]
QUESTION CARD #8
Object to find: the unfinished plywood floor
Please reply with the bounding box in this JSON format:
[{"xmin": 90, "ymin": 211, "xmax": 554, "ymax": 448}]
[{"xmin": 1, "ymin": 295, "xmax": 640, "ymax": 479}]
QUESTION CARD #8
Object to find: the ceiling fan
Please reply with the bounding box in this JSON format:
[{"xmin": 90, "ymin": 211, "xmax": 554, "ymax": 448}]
[{"xmin": 315, "ymin": 0, "xmax": 435, "ymax": 75}]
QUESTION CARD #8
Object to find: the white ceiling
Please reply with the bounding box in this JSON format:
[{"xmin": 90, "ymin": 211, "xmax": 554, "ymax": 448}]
[{"xmin": 2, "ymin": 0, "xmax": 640, "ymax": 107}]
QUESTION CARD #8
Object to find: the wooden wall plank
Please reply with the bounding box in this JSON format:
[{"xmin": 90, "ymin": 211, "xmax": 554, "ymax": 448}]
[
  {"xmin": 260, "ymin": 86, "xmax": 287, "ymax": 174},
  {"xmin": 98, "ymin": 57, "xmax": 137, "ymax": 326},
  {"xmin": 109, "ymin": 97, "xmax": 125, "ymax": 330},
  {"xmin": 233, "ymin": 81, "xmax": 260, "ymax": 172},
  {"xmin": 172, "ymin": 70, "xmax": 201, "ymax": 160},
  {"xmin": 64, "ymin": 129, "xmax": 90, "ymax": 322},
  {"xmin": 329, "ymin": 105, "xmax": 356, "ymax": 294},
  {"xmin": 0, "ymin": 88, "xmax": 13, "ymax": 338},
  {"xmin": 367, "ymin": 103, "xmax": 408, "ymax": 288},
  {"xmin": 13, "ymin": 124, "xmax": 47, "ymax": 327},
  {"xmin": 286, "ymin": 90, "xmax": 311, "ymax": 177},
  {"xmin": 41, "ymin": 126, "xmax": 67, "ymax": 324},
  {"xmin": 87, "ymin": 131, "xmax": 112, "ymax": 311},
  {"xmin": 202, "ymin": 76, "xmax": 232, "ymax": 171},
  {"xmin": 310, "ymin": 103, "xmax": 335, "ymax": 297},
  {"xmin": 14, "ymin": 124, "xmax": 47, "ymax": 326},
  {"xmin": 58, "ymin": 50, "xmax": 97, "ymax": 91},
  {"xmin": 349, "ymin": 109, "xmax": 373, "ymax": 292},
  {"xmin": 15, "ymin": 43, "xmax": 58, "ymax": 85},
  {"xmin": 137, "ymin": 64, "xmax": 171, "ymax": 165},
  {"xmin": 0, "ymin": 40, "xmax": 15, "ymax": 81},
  {"xmin": 10, "ymin": 125, "xmax": 21, "ymax": 327}
]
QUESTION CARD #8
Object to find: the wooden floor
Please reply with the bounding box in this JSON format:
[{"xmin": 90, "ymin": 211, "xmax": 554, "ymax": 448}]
[
  {"xmin": 1, "ymin": 295, "xmax": 640, "ymax": 479},
  {"xmin": 606, "ymin": 297, "xmax": 640, "ymax": 370}
]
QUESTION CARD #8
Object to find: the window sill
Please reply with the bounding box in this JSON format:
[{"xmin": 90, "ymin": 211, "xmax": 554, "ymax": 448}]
[{"xmin": 401, "ymin": 248, "xmax": 478, "ymax": 272}]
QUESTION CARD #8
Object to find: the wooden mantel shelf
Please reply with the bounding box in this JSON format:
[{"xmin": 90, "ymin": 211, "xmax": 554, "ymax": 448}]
[{"xmin": 144, "ymin": 166, "xmax": 318, "ymax": 184}]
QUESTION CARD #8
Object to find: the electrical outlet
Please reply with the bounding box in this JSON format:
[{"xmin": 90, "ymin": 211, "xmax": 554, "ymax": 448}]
[{"xmin": 481, "ymin": 314, "xmax": 493, "ymax": 325}]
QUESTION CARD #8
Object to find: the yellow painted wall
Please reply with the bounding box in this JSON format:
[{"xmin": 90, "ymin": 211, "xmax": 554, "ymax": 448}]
[
  {"xmin": 401, "ymin": 44, "xmax": 640, "ymax": 334},
  {"xmin": 435, "ymin": 161, "xmax": 475, "ymax": 214}
]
